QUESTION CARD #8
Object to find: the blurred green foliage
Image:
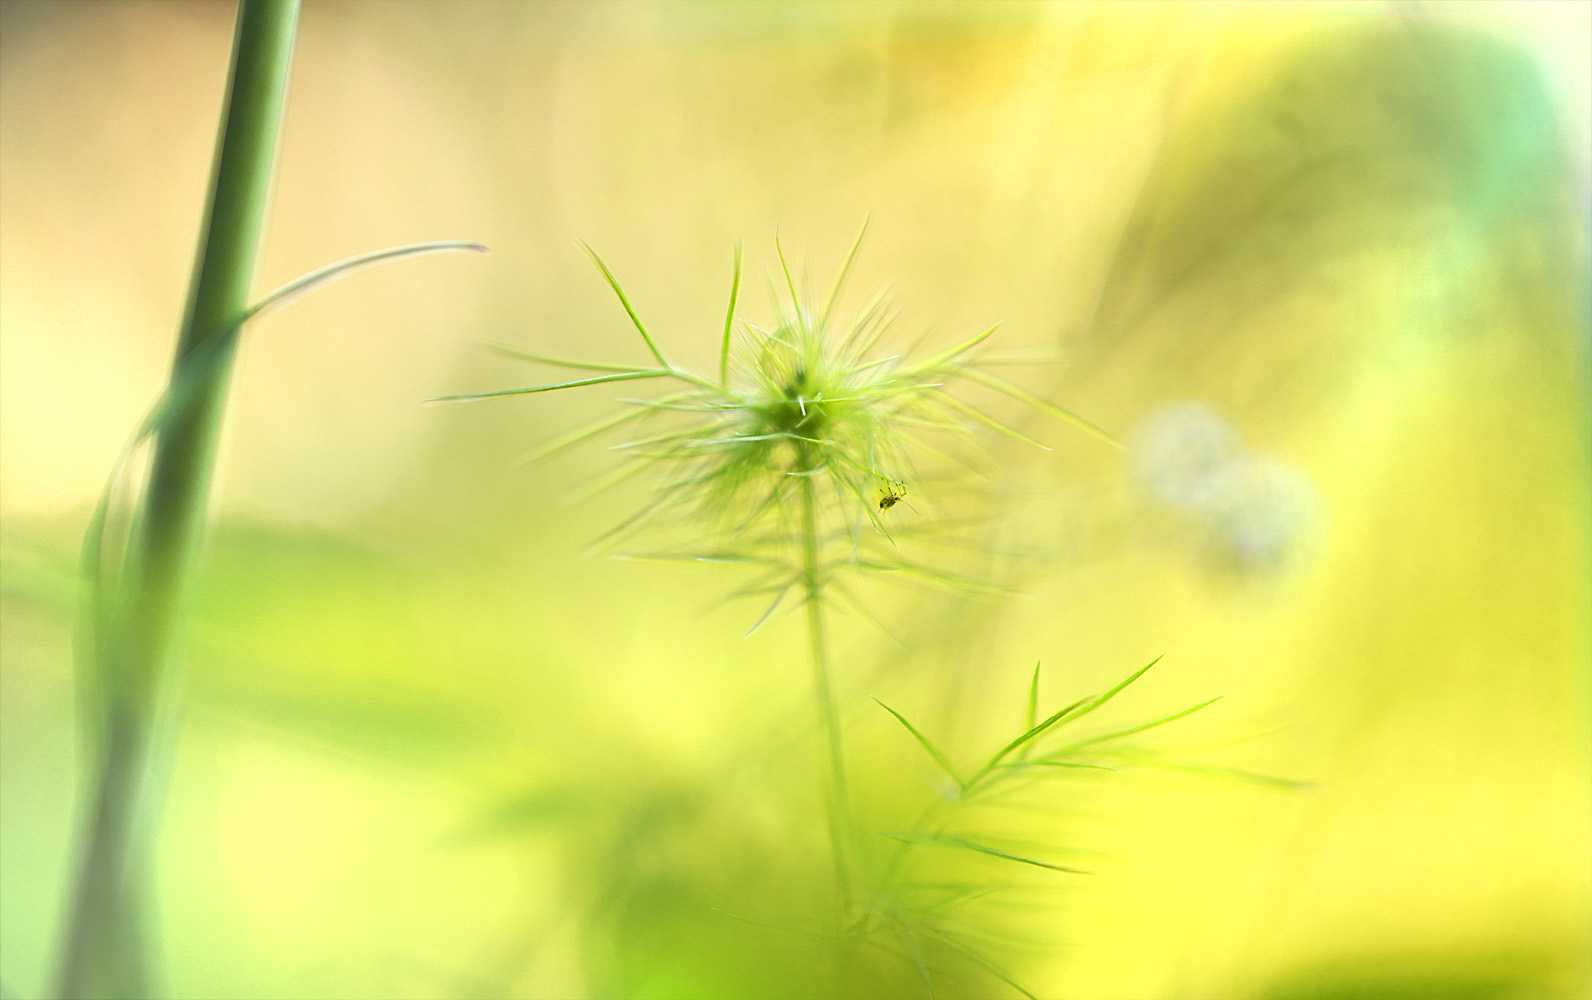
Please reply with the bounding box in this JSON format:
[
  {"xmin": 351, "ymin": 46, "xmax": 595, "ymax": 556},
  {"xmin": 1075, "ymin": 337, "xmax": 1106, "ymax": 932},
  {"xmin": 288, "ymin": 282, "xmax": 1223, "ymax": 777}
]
[{"xmin": 2, "ymin": 2, "xmax": 1588, "ymax": 998}]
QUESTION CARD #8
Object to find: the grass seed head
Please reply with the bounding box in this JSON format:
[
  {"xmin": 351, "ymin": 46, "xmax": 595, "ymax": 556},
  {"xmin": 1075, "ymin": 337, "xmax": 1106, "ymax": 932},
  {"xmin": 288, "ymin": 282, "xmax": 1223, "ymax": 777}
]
[{"xmin": 438, "ymin": 226, "xmax": 1114, "ymax": 602}]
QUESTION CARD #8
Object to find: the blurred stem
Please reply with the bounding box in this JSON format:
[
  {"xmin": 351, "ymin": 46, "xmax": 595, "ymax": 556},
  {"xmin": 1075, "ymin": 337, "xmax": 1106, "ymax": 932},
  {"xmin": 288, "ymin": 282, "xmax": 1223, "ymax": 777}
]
[
  {"xmin": 55, "ymin": 2, "xmax": 299, "ymax": 997},
  {"xmin": 798, "ymin": 455, "xmax": 855, "ymax": 913}
]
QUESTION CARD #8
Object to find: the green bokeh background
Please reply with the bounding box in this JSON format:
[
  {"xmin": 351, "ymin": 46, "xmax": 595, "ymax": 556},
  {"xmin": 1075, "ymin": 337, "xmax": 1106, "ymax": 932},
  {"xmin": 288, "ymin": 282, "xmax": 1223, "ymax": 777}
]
[{"xmin": 2, "ymin": 2, "xmax": 1588, "ymax": 997}]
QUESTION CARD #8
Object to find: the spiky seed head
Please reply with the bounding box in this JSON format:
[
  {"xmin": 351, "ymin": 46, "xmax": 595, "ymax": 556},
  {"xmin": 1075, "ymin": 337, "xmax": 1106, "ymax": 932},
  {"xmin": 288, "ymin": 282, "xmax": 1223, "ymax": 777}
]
[{"xmin": 435, "ymin": 229, "xmax": 1115, "ymax": 605}]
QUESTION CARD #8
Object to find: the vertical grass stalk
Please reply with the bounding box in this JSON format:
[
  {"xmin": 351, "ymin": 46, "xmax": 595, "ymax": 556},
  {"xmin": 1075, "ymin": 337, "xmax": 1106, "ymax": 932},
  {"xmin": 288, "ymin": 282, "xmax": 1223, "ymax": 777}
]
[
  {"xmin": 798, "ymin": 450, "xmax": 855, "ymax": 912},
  {"xmin": 55, "ymin": 2, "xmax": 299, "ymax": 996}
]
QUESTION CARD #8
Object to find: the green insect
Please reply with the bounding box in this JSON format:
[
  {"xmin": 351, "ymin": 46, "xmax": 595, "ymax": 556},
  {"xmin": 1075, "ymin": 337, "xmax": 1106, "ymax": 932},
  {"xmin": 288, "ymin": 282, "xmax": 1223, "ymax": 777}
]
[{"xmin": 877, "ymin": 480, "xmax": 908, "ymax": 511}]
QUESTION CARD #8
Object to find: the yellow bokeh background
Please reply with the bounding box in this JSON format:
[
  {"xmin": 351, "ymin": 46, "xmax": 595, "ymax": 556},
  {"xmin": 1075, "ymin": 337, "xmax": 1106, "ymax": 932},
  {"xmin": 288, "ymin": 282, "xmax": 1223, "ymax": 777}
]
[{"xmin": 2, "ymin": 2, "xmax": 1587, "ymax": 998}]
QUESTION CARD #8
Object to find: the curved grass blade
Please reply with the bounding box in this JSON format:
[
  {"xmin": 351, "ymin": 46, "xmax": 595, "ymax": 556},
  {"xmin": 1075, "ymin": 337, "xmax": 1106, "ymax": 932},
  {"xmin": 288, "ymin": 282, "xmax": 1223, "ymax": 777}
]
[
  {"xmin": 244, "ymin": 240, "xmax": 486, "ymax": 321},
  {"xmin": 76, "ymin": 239, "xmax": 491, "ymax": 713}
]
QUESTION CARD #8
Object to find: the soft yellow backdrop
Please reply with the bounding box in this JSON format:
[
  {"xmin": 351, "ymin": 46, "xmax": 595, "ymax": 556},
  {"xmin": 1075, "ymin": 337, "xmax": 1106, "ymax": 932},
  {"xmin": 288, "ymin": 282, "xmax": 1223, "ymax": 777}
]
[{"xmin": 2, "ymin": 2, "xmax": 1587, "ymax": 998}]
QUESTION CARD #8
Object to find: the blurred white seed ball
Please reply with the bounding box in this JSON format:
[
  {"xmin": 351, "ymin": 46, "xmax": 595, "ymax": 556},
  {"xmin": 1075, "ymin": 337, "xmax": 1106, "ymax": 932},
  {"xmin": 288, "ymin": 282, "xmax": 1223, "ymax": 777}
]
[
  {"xmin": 1205, "ymin": 452, "xmax": 1321, "ymax": 571},
  {"xmin": 1133, "ymin": 401, "xmax": 1322, "ymax": 575},
  {"xmin": 1133, "ymin": 401, "xmax": 1243, "ymax": 510}
]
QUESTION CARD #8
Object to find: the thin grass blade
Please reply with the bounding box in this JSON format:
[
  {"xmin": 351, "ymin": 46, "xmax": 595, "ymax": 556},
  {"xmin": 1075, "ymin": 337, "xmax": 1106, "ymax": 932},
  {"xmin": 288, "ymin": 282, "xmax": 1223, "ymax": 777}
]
[
  {"xmin": 958, "ymin": 368, "xmax": 1122, "ymax": 450},
  {"xmin": 819, "ymin": 215, "xmax": 869, "ymax": 332},
  {"xmin": 744, "ymin": 586, "xmax": 792, "ymax": 638},
  {"xmin": 931, "ymin": 394, "xmax": 1052, "ymax": 451},
  {"xmin": 1062, "ymin": 653, "xmax": 1166, "ymax": 729},
  {"xmin": 512, "ymin": 407, "xmax": 654, "ymax": 467},
  {"xmin": 1054, "ymin": 694, "xmax": 1227, "ymax": 755},
  {"xmin": 720, "ymin": 240, "xmax": 742, "ymax": 387},
  {"xmin": 883, "ymin": 834, "xmax": 1089, "ymax": 874},
  {"xmin": 580, "ymin": 242, "xmax": 673, "ymax": 370},
  {"xmin": 1025, "ymin": 662, "xmax": 1041, "ymax": 732},
  {"xmin": 975, "ymin": 695, "xmax": 1093, "ymax": 781},
  {"xmin": 427, "ymin": 369, "xmax": 670, "ymax": 403},
  {"xmin": 245, "ymin": 240, "xmax": 487, "ymax": 321},
  {"xmin": 896, "ymin": 322, "xmax": 1002, "ymax": 378},
  {"xmin": 1105, "ymin": 748, "xmax": 1316, "ymax": 789},
  {"xmin": 872, "ymin": 698, "xmax": 964, "ymax": 788},
  {"xmin": 484, "ymin": 343, "xmax": 653, "ymax": 374},
  {"xmin": 773, "ymin": 227, "xmax": 809, "ymax": 341}
]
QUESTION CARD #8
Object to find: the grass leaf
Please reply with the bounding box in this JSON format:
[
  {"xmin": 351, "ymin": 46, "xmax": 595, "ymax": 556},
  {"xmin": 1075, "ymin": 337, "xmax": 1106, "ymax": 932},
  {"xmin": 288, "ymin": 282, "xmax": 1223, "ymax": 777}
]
[
  {"xmin": 484, "ymin": 343, "xmax": 651, "ymax": 374},
  {"xmin": 975, "ymin": 694, "xmax": 1093, "ymax": 783},
  {"xmin": 1105, "ymin": 747, "xmax": 1313, "ymax": 789},
  {"xmin": 580, "ymin": 242, "xmax": 673, "ymax": 370},
  {"xmin": 958, "ymin": 368, "xmax": 1123, "ymax": 450},
  {"xmin": 773, "ymin": 226, "xmax": 809, "ymax": 341},
  {"xmin": 744, "ymin": 586, "xmax": 792, "ymax": 638},
  {"xmin": 1062, "ymin": 653, "xmax": 1167, "ymax": 729},
  {"xmin": 720, "ymin": 239, "xmax": 742, "ymax": 387},
  {"xmin": 883, "ymin": 834, "xmax": 1089, "ymax": 874},
  {"xmin": 246, "ymin": 240, "xmax": 486, "ymax": 321},
  {"xmin": 820, "ymin": 214, "xmax": 869, "ymax": 332},
  {"xmin": 427, "ymin": 369, "xmax": 670, "ymax": 403},
  {"xmin": 930, "ymin": 394, "xmax": 1052, "ymax": 451},
  {"xmin": 916, "ymin": 926, "xmax": 1040, "ymax": 1000},
  {"xmin": 1053, "ymin": 694, "xmax": 1227, "ymax": 756},
  {"xmin": 873, "ymin": 698, "xmax": 964, "ymax": 788},
  {"xmin": 1025, "ymin": 661, "xmax": 1041, "ymax": 732},
  {"xmin": 897, "ymin": 322, "xmax": 1002, "ymax": 378}
]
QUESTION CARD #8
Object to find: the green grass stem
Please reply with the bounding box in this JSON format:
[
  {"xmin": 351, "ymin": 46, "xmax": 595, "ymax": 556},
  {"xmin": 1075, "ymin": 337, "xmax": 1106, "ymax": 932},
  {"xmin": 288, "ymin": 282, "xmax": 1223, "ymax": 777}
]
[
  {"xmin": 799, "ymin": 455, "xmax": 855, "ymax": 912},
  {"xmin": 55, "ymin": 2, "xmax": 299, "ymax": 996}
]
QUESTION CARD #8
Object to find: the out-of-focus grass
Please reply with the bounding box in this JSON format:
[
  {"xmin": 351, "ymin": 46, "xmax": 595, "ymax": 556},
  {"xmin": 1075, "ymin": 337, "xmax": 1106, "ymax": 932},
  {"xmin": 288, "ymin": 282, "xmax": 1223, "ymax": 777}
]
[{"xmin": 2, "ymin": 2, "xmax": 1588, "ymax": 998}]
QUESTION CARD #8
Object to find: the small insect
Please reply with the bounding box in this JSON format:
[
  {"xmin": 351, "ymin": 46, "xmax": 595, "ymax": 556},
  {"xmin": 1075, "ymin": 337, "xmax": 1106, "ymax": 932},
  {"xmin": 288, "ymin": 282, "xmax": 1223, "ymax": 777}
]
[{"xmin": 877, "ymin": 480, "xmax": 909, "ymax": 511}]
